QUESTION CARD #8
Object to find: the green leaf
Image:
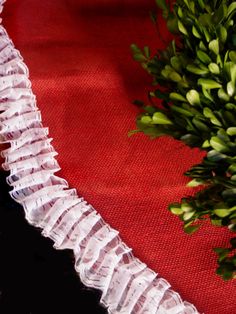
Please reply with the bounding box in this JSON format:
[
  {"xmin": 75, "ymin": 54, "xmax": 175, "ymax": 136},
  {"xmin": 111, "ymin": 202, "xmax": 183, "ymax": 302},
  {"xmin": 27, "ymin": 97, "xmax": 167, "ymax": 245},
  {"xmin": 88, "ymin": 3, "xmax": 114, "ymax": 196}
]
[
  {"xmin": 211, "ymin": 219, "xmax": 223, "ymax": 226},
  {"xmin": 227, "ymin": 127, "xmax": 236, "ymax": 136},
  {"xmin": 189, "ymin": 1, "xmax": 195, "ymax": 13},
  {"xmin": 170, "ymin": 56, "xmax": 182, "ymax": 72},
  {"xmin": 228, "ymin": 164, "xmax": 236, "ymax": 174},
  {"xmin": 199, "ymin": 40, "xmax": 207, "ymax": 51},
  {"xmin": 192, "ymin": 25, "xmax": 201, "ymax": 39},
  {"xmin": 216, "ymin": 25, "xmax": 227, "ymax": 44},
  {"xmin": 216, "ymin": 54, "xmax": 223, "ymax": 67},
  {"xmin": 214, "ymin": 248, "xmax": 230, "ymax": 255},
  {"xmin": 218, "ymin": 88, "xmax": 230, "ymax": 102},
  {"xmin": 212, "ymin": 3, "xmax": 227, "ymax": 25},
  {"xmin": 133, "ymin": 53, "xmax": 147, "ymax": 62},
  {"xmin": 203, "ymin": 107, "xmax": 214, "ymax": 118},
  {"xmin": 167, "ymin": 16, "xmax": 178, "ymax": 33},
  {"xmin": 207, "ymin": 150, "xmax": 227, "ymax": 161},
  {"xmin": 181, "ymin": 203, "xmax": 194, "ymax": 212},
  {"xmin": 203, "ymin": 107, "xmax": 222, "ymax": 126},
  {"xmin": 225, "ymin": 103, "xmax": 236, "ymax": 110},
  {"xmin": 214, "ymin": 209, "xmax": 230, "ymax": 218},
  {"xmin": 171, "ymin": 105, "xmax": 194, "ymax": 117},
  {"xmin": 181, "ymin": 134, "xmax": 200, "ymax": 146},
  {"xmin": 177, "ymin": 6, "xmax": 183, "ymax": 18},
  {"xmin": 203, "ymin": 108, "xmax": 222, "ymax": 126},
  {"xmin": 210, "ymin": 136, "xmax": 229, "ymax": 153},
  {"xmin": 187, "ymin": 179, "xmax": 205, "ymax": 187},
  {"xmin": 224, "ymin": 61, "xmax": 232, "ymax": 78},
  {"xmin": 178, "ymin": 20, "xmax": 188, "ymax": 36},
  {"xmin": 186, "ymin": 90, "xmax": 201, "ymax": 106},
  {"xmin": 229, "ymin": 51, "xmax": 236, "ymax": 63},
  {"xmin": 227, "ymin": 2, "xmax": 236, "ymax": 19},
  {"xmin": 223, "ymin": 110, "xmax": 236, "ymax": 126},
  {"xmin": 128, "ymin": 129, "xmax": 140, "ymax": 137},
  {"xmin": 144, "ymin": 46, "xmax": 150, "ymax": 58},
  {"xmin": 198, "ymin": 13, "xmax": 212, "ymax": 28},
  {"xmin": 222, "ymin": 188, "xmax": 236, "ymax": 198},
  {"xmin": 202, "ymin": 140, "xmax": 210, "ymax": 148},
  {"xmin": 161, "ymin": 67, "xmax": 172, "ymax": 78},
  {"xmin": 217, "ymin": 129, "xmax": 230, "ymax": 142},
  {"xmin": 130, "ymin": 44, "xmax": 141, "ymax": 54},
  {"xmin": 227, "ymin": 81, "xmax": 235, "ymax": 97},
  {"xmin": 211, "ymin": 116, "xmax": 222, "ymax": 126},
  {"xmin": 209, "ymin": 39, "xmax": 219, "ymax": 55},
  {"xmin": 198, "ymin": 78, "xmax": 222, "ymax": 89},
  {"xmin": 192, "ymin": 117, "xmax": 210, "ymax": 132},
  {"xmin": 230, "ymin": 64, "xmax": 236, "ymax": 84},
  {"xmin": 208, "ymin": 62, "xmax": 220, "ymax": 74},
  {"xmin": 183, "ymin": 211, "xmax": 195, "ymax": 221},
  {"xmin": 144, "ymin": 106, "xmax": 156, "ymax": 114},
  {"xmin": 197, "ymin": 0, "xmax": 205, "ymax": 9},
  {"xmin": 197, "ymin": 50, "xmax": 212, "ymax": 64},
  {"xmin": 222, "ymin": 271, "xmax": 234, "ymax": 281},
  {"xmin": 169, "ymin": 71, "xmax": 182, "ymax": 82},
  {"xmin": 187, "ymin": 64, "xmax": 209, "ymax": 75},
  {"xmin": 184, "ymin": 225, "xmax": 200, "ymax": 234},
  {"xmin": 169, "ymin": 204, "xmax": 183, "ymax": 215},
  {"xmin": 230, "ymin": 175, "xmax": 236, "ymax": 181},
  {"xmin": 202, "ymin": 27, "xmax": 211, "ymax": 42},
  {"xmin": 169, "ymin": 92, "xmax": 186, "ymax": 102},
  {"xmin": 214, "ymin": 248, "xmax": 231, "ymax": 262},
  {"xmin": 141, "ymin": 115, "xmax": 152, "ymax": 124},
  {"xmin": 152, "ymin": 112, "xmax": 173, "ymax": 125},
  {"xmin": 224, "ymin": 50, "xmax": 229, "ymax": 65}
]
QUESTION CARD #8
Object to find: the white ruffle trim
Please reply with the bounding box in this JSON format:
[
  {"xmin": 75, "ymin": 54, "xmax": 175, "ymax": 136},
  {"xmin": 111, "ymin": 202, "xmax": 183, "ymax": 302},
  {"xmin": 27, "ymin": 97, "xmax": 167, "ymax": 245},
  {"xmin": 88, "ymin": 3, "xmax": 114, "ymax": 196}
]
[{"xmin": 0, "ymin": 2, "xmax": 199, "ymax": 313}]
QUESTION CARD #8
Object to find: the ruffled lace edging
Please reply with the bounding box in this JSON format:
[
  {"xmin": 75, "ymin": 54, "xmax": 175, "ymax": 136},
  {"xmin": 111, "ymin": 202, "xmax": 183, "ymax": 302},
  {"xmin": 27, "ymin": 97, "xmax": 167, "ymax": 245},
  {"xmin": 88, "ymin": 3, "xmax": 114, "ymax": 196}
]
[{"xmin": 0, "ymin": 2, "xmax": 199, "ymax": 314}]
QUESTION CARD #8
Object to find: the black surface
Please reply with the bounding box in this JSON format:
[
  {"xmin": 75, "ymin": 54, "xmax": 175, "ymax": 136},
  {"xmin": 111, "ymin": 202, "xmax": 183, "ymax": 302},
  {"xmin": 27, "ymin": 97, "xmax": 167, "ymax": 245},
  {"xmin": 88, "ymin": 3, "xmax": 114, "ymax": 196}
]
[{"xmin": 0, "ymin": 171, "xmax": 107, "ymax": 314}]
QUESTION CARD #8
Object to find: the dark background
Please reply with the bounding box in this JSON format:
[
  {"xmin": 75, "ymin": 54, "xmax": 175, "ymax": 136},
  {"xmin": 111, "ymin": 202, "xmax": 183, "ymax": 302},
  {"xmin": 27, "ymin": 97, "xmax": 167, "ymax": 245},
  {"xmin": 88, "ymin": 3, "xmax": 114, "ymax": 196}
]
[{"xmin": 0, "ymin": 171, "xmax": 107, "ymax": 314}]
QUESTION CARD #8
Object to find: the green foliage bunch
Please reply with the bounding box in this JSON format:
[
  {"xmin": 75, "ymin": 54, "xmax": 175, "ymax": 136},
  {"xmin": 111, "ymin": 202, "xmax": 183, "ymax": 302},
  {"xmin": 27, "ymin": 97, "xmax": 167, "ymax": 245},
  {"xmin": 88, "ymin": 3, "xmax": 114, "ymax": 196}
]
[{"xmin": 131, "ymin": 0, "xmax": 236, "ymax": 280}]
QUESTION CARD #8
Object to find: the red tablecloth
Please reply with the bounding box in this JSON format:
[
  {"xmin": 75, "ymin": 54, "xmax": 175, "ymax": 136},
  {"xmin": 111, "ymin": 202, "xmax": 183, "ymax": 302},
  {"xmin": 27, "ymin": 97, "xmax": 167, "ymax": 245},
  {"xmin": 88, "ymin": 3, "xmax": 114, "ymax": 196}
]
[{"xmin": 3, "ymin": 1, "xmax": 236, "ymax": 313}]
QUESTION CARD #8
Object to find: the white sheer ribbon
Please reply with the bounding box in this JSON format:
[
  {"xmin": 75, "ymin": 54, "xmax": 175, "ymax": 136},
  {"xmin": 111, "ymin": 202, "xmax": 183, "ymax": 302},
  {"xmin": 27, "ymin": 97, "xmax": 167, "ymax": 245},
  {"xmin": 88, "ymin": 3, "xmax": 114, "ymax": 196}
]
[{"xmin": 0, "ymin": 1, "xmax": 199, "ymax": 313}]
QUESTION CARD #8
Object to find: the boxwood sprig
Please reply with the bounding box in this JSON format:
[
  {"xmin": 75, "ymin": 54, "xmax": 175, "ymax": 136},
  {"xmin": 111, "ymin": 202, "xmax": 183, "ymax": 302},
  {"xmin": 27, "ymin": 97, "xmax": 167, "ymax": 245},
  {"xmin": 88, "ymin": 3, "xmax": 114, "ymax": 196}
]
[{"xmin": 131, "ymin": 0, "xmax": 236, "ymax": 280}]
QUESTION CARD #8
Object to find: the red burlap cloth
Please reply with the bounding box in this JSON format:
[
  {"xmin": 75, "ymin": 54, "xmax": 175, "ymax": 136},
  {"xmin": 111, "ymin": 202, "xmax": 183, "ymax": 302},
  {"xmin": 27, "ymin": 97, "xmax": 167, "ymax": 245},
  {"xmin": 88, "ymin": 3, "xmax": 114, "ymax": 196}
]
[{"xmin": 3, "ymin": 1, "xmax": 236, "ymax": 313}]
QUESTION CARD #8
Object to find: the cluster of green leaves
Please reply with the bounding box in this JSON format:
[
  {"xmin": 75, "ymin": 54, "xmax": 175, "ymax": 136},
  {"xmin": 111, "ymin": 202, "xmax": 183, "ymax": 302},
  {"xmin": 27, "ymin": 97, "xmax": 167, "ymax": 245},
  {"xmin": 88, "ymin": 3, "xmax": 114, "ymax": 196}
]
[
  {"xmin": 214, "ymin": 237, "xmax": 236, "ymax": 280},
  {"xmin": 131, "ymin": 0, "xmax": 236, "ymax": 280}
]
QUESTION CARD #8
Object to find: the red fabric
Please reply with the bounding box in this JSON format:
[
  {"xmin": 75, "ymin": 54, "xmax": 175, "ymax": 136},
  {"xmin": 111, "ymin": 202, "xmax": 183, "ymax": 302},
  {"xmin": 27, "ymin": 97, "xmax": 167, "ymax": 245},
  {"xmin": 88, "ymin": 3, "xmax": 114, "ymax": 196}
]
[{"xmin": 3, "ymin": 1, "xmax": 236, "ymax": 313}]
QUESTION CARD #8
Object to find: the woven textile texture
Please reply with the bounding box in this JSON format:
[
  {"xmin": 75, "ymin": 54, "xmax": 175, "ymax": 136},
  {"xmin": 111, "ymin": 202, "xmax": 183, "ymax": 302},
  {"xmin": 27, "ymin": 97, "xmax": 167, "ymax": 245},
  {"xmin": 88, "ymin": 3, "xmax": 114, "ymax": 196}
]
[{"xmin": 2, "ymin": 0, "xmax": 236, "ymax": 313}]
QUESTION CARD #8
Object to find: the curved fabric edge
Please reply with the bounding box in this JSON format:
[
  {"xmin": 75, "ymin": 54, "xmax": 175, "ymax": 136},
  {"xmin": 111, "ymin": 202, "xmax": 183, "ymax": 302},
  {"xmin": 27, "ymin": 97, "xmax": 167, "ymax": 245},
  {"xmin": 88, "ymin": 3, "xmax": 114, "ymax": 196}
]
[{"xmin": 0, "ymin": 2, "xmax": 200, "ymax": 314}]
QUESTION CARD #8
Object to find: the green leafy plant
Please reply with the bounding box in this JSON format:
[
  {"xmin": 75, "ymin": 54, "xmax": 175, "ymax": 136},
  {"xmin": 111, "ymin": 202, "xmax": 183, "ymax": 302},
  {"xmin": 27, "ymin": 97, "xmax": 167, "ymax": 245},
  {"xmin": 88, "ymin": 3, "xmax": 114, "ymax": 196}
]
[{"xmin": 131, "ymin": 0, "xmax": 236, "ymax": 280}]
